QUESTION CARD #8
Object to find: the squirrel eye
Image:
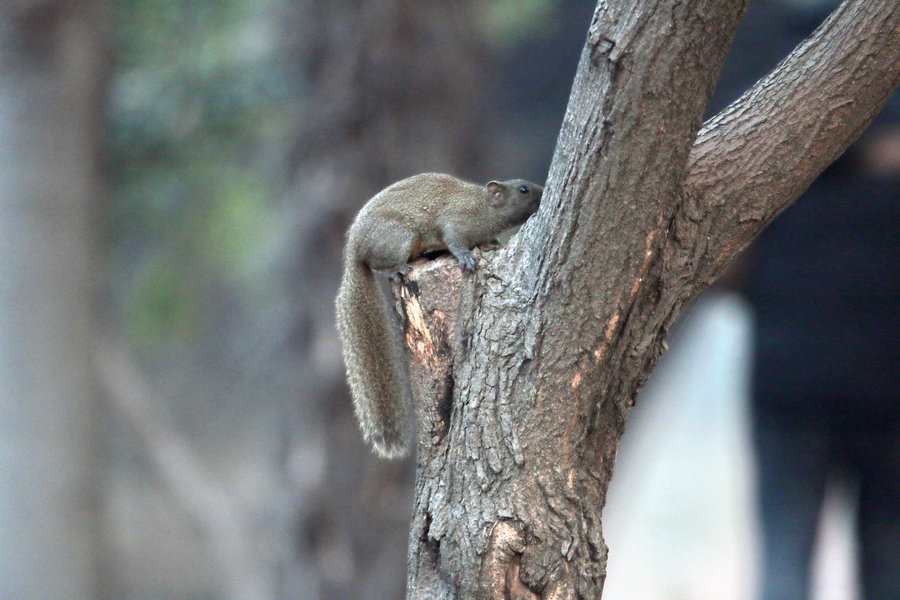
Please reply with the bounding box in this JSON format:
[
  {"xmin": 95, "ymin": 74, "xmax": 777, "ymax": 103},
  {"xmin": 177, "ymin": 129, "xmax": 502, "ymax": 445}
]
[{"xmin": 518, "ymin": 185, "xmax": 529, "ymax": 194}]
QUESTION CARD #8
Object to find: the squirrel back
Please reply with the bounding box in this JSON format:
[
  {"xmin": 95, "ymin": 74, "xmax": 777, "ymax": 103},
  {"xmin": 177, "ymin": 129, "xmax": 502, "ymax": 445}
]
[{"xmin": 336, "ymin": 173, "xmax": 543, "ymax": 458}]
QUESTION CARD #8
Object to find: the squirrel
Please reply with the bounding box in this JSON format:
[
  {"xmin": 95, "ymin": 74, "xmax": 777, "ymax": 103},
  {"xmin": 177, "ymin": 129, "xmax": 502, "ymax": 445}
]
[{"xmin": 335, "ymin": 173, "xmax": 543, "ymax": 458}]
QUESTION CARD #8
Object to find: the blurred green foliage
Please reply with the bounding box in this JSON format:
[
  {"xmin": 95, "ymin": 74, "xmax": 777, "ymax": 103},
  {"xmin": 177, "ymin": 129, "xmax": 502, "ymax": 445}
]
[
  {"xmin": 106, "ymin": 0, "xmax": 552, "ymax": 347},
  {"xmin": 478, "ymin": 0, "xmax": 560, "ymax": 47},
  {"xmin": 107, "ymin": 0, "xmax": 293, "ymax": 345}
]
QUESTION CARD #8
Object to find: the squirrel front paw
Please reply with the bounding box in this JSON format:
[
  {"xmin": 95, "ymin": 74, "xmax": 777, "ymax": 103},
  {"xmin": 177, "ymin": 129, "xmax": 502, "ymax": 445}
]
[
  {"xmin": 456, "ymin": 252, "xmax": 476, "ymax": 271},
  {"xmin": 389, "ymin": 263, "xmax": 412, "ymax": 283}
]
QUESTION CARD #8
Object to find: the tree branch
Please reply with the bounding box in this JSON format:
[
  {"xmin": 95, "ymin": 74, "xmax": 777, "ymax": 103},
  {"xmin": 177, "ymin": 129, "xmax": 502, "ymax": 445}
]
[
  {"xmin": 95, "ymin": 341, "xmax": 276, "ymax": 600},
  {"xmin": 684, "ymin": 0, "xmax": 900, "ymax": 284}
]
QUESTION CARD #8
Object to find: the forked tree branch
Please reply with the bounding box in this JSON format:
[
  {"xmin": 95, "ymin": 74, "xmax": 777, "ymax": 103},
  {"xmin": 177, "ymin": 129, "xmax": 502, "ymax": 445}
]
[
  {"xmin": 683, "ymin": 0, "xmax": 900, "ymax": 285},
  {"xmin": 407, "ymin": 0, "xmax": 750, "ymax": 597},
  {"xmin": 402, "ymin": 1, "xmax": 898, "ymax": 598}
]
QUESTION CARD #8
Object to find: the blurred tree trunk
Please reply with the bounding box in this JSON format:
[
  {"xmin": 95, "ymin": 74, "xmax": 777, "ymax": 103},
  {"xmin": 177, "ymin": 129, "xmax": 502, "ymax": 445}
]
[
  {"xmin": 0, "ymin": 2, "xmax": 108, "ymax": 599},
  {"xmin": 276, "ymin": 1, "xmax": 488, "ymax": 598},
  {"xmin": 399, "ymin": 0, "xmax": 899, "ymax": 598}
]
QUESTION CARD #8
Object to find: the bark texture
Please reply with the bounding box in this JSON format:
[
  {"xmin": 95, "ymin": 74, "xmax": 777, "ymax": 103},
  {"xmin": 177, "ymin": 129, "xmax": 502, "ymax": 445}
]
[
  {"xmin": 684, "ymin": 0, "xmax": 900, "ymax": 285},
  {"xmin": 401, "ymin": 1, "xmax": 899, "ymax": 598}
]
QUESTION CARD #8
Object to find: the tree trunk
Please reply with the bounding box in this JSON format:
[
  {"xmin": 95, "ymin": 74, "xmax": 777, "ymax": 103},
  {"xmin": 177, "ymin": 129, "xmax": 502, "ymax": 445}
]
[
  {"xmin": 0, "ymin": 2, "xmax": 108, "ymax": 599},
  {"xmin": 402, "ymin": 1, "xmax": 899, "ymax": 598}
]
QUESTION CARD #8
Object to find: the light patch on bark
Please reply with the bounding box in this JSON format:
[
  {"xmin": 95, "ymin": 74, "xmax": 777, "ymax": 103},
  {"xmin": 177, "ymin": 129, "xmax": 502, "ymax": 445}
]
[
  {"xmin": 570, "ymin": 373, "xmax": 582, "ymax": 389},
  {"xmin": 593, "ymin": 310, "xmax": 621, "ymax": 362},
  {"xmin": 478, "ymin": 521, "xmax": 536, "ymax": 600},
  {"xmin": 401, "ymin": 286, "xmax": 439, "ymax": 366}
]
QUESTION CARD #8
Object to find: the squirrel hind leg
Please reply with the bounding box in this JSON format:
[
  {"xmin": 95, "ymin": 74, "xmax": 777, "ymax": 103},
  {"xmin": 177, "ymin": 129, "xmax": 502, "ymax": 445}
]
[{"xmin": 359, "ymin": 223, "xmax": 418, "ymax": 271}]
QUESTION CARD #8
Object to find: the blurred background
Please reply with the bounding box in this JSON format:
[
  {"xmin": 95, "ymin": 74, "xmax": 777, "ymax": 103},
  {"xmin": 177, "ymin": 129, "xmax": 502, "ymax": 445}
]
[{"xmin": 0, "ymin": 1, "xmax": 895, "ymax": 599}]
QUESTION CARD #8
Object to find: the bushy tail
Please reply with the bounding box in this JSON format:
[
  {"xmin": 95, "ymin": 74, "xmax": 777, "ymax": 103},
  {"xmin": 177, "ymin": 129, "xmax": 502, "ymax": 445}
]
[{"xmin": 335, "ymin": 260, "xmax": 410, "ymax": 458}]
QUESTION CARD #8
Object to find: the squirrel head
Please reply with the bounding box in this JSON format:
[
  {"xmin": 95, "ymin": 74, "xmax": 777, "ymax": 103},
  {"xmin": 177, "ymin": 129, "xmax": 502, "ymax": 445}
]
[{"xmin": 485, "ymin": 179, "xmax": 543, "ymax": 227}]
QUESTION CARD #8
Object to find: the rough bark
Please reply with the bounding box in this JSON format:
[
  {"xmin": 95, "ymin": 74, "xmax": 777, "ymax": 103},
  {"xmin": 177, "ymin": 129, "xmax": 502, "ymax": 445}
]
[
  {"xmin": 684, "ymin": 0, "xmax": 900, "ymax": 285},
  {"xmin": 401, "ymin": 1, "xmax": 899, "ymax": 598}
]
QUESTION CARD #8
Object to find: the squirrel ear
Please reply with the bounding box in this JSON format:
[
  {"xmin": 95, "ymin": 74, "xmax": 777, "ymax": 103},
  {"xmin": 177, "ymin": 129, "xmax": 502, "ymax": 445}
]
[{"xmin": 486, "ymin": 181, "xmax": 506, "ymax": 205}]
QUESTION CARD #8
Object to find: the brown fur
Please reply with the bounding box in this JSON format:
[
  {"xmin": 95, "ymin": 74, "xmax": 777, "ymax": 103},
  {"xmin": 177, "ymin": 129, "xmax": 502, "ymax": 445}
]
[{"xmin": 336, "ymin": 173, "xmax": 542, "ymax": 458}]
